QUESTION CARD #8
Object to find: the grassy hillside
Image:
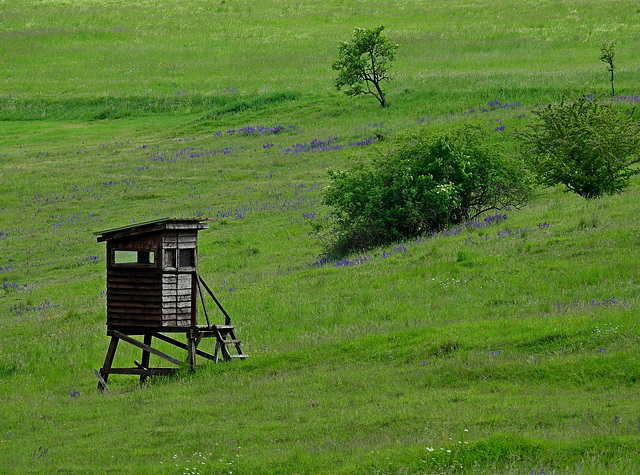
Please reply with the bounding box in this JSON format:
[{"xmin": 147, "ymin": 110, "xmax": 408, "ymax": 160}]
[{"xmin": 1, "ymin": 0, "xmax": 640, "ymax": 473}]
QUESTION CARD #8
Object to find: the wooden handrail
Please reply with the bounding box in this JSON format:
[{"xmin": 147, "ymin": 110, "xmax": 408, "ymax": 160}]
[{"xmin": 197, "ymin": 274, "xmax": 231, "ymax": 325}]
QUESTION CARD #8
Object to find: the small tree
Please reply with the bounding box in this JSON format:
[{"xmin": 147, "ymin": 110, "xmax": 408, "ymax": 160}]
[
  {"xmin": 599, "ymin": 40, "xmax": 616, "ymax": 96},
  {"xmin": 332, "ymin": 26, "xmax": 398, "ymax": 108},
  {"xmin": 517, "ymin": 94, "xmax": 640, "ymax": 199},
  {"xmin": 322, "ymin": 126, "xmax": 532, "ymax": 254}
]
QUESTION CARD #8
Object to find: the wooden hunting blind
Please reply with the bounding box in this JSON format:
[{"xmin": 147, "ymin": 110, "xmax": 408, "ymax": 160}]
[{"xmin": 94, "ymin": 218, "xmax": 247, "ymax": 390}]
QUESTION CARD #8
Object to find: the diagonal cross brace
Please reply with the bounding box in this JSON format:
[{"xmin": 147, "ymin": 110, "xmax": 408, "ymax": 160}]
[
  {"xmin": 151, "ymin": 332, "xmax": 217, "ymax": 361},
  {"xmin": 111, "ymin": 330, "xmax": 183, "ymax": 366}
]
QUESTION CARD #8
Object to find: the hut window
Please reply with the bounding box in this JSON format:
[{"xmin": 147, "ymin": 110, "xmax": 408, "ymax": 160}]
[
  {"xmin": 179, "ymin": 248, "xmax": 195, "ymax": 268},
  {"xmin": 113, "ymin": 250, "xmax": 155, "ymax": 265},
  {"xmin": 164, "ymin": 249, "xmax": 176, "ymax": 268}
]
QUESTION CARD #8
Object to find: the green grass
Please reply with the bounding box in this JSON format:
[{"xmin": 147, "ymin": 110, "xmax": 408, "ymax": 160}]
[{"xmin": 2, "ymin": 0, "xmax": 640, "ymax": 473}]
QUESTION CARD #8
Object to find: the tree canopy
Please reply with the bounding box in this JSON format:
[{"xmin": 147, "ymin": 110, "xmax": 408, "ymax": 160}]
[
  {"xmin": 332, "ymin": 26, "xmax": 398, "ymax": 108},
  {"xmin": 517, "ymin": 95, "xmax": 640, "ymax": 199}
]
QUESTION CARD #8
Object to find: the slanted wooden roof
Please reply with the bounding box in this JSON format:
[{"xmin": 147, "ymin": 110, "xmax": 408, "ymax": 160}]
[{"xmin": 95, "ymin": 218, "xmax": 209, "ymax": 242}]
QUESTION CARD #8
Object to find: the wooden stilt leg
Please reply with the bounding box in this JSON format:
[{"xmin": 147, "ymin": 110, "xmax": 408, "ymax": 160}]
[
  {"xmin": 140, "ymin": 334, "xmax": 152, "ymax": 383},
  {"xmin": 187, "ymin": 330, "xmax": 197, "ymax": 371},
  {"xmin": 98, "ymin": 334, "xmax": 119, "ymax": 391}
]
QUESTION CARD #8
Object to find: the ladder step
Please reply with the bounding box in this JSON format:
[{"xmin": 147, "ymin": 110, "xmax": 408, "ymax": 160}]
[
  {"xmin": 196, "ymin": 325, "xmax": 236, "ymax": 334},
  {"xmin": 196, "ymin": 324, "xmax": 248, "ymax": 361}
]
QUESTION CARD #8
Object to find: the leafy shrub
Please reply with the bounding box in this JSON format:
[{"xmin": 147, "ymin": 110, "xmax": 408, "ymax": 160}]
[
  {"xmin": 322, "ymin": 126, "xmax": 532, "ymax": 254},
  {"xmin": 516, "ymin": 94, "xmax": 640, "ymax": 199}
]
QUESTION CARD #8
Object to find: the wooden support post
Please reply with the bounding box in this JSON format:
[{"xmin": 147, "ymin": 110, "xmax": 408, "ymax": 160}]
[
  {"xmin": 187, "ymin": 329, "xmax": 197, "ymax": 371},
  {"xmin": 97, "ymin": 333, "xmax": 119, "ymax": 390},
  {"xmin": 140, "ymin": 334, "xmax": 152, "ymax": 383}
]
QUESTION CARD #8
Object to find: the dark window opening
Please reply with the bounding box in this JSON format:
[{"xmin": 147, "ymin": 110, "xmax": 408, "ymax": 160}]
[
  {"xmin": 138, "ymin": 251, "xmax": 151, "ymax": 264},
  {"xmin": 179, "ymin": 249, "xmax": 195, "ymax": 268}
]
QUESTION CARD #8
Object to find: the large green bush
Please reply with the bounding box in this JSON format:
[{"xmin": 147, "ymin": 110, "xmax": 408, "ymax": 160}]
[
  {"xmin": 517, "ymin": 95, "xmax": 640, "ymax": 199},
  {"xmin": 322, "ymin": 126, "xmax": 532, "ymax": 254}
]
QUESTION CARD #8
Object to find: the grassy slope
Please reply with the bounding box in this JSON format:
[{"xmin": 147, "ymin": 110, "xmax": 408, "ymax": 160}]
[{"xmin": 1, "ymin": 0, "xmax": 640, "ymax": 473}]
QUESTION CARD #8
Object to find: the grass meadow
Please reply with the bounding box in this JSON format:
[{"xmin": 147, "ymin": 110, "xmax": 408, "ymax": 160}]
[{"xmin": 1, "ymin": 0, "xmax": 640, "ymax": 473}]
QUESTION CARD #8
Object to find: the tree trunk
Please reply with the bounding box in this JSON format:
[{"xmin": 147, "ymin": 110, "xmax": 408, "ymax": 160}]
[
  {"xmin": 374, "ymin": 81, "xmax": 387, "ymax": 108},
  {"xmin": 610, "ymin": 69, "xmax": 615, "ymax": 97}
]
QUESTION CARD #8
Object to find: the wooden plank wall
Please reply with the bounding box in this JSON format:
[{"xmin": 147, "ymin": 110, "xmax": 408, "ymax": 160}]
[
  {"xmin": 105, "ymin": 230, "xmax": 198, "ymax": 330},
  {"xmin": 161, "ymin": 273, "xmax": 192, "ymax": 327},
  {"xmin": 160, "ymin": 231, "xmax": 197, "ymax": 328},
  {"xmin": 106, "ymin": 268, "xmax": 163, "ymax": 328}
]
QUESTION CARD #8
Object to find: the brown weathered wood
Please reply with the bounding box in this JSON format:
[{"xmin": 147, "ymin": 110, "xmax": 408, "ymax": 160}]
[
  {"xmin": 187, "ymin": 330, "xmax": 197, "ymax": 370},
  {"xmin": 107, "ymin": 325, "xmax": 185, "ymax": 334},
  {"xmin": 111, "ymin": 330, "xmax": 183, "ymax": 366},
  {"xmin": 108, "ymin": 289, "xmax": 162, "ymax": 297},
  {"xmin": 107, "ymin": 281, "xmax": 160, "ymax": 288},
  {"xmin": 102, "ymin": 367, "xmax": 177, "ymax": 376},
  {"xmin": 213, "ymin": 326, "xmax": 231, "ymax": 360},
  {"xmin": 108, "ymin": 301, "xmax": 162, "ymax": 310},
  {"xmin": 108, "ymin": 305, "xmax": 162, "ymax": 313},
  {"xmin": 219, "ymin": 339, "xmax": 242, "ymax": 344},
  {"xmin": 196, "ymin": 276, "xmax": 212, "ymax": 327},
  {"xmin": 108, "ymin": 307, "xmax": 162, "ymax": 315},
  {"xmin": 151, "ymin": 332, "xmax": 216, "ymax": 360},
  {"xmin": 151, "ymin": 332, "xmax": 190, "ymax": 349},
  {"xmin": 107, "ymin": 275, "xmax": 161, "ymax": 284},
  {"xmin": 196, "ymin": 325, "xmax": 235, "ymax": 336},
  {"xmin": 197, "ymin": 274, "xmax": 231, "ymax": 325},
  {"xmin": 96, "ymin": 219, "xmax": 250, "ymax": 386},
  {"xmin": 107, "ymin": 319, "xmax": 161, "ymax": 328},
  {"xmin": 95, "ymin": 218, "xmax": 207, "ymax": 242},
  {"xmin": 139, "ymin": 334, "xmax": 152, "ymax": 383},
  {"xmin": 107, "ymin": 318, "xmax": 160, "ymax": 328},
  {"xmin": 107, "ymin": 285, "xmax": 161, "ymax": 292},
  {"xmin": 94, "ymin": 368, "xmax": 111, "ymax": 392},
  {"xmin": 97, "ymin": 335, "xmax": 119, "ymax": 390},
  {"xmin": 107, "ymin": 273, "xmax": 161, "ymax": 281}
]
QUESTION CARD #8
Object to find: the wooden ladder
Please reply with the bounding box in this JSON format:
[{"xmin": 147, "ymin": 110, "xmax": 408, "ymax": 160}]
[
  {"xmin": 195, "ymin": 273, "xmax": 249, "ymax": 362},
  {"xmin": 209, "ymin": 325, "xmax": 249, "ymax": 362}
]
